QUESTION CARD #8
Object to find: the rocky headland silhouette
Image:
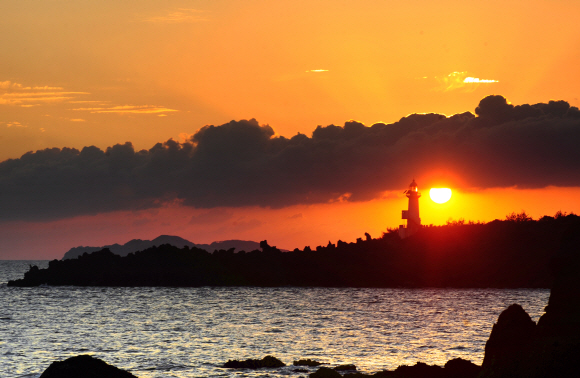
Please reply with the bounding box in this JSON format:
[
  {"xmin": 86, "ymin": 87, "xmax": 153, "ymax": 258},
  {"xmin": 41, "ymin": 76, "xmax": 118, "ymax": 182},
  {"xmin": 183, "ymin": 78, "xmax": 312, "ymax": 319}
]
[
  {"xmin": 9, "ymin": 212, "xmax": 580, "ymax": 288},
  {"xmin": 35, "ymin": 223, "xmax": 580, "ymax": 377},
  {"xmin": 62, "ymin": 235, "xmax": 261, "ymax": 260}
]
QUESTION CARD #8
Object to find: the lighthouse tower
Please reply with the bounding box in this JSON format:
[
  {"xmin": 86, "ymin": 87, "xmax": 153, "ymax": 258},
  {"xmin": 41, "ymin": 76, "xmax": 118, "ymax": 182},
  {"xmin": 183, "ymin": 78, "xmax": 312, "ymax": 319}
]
[{"xmin": 399, "ymin": 179, "xmax": 421, "ymax": 239}]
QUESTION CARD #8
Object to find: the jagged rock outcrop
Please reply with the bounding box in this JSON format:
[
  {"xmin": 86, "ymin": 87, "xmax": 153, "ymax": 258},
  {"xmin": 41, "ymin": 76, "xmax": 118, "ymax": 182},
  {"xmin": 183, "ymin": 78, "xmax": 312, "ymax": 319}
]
[
  {"xmin": 480, "ymin": 304, "xmax": 536, "ymax": 377},
  {"xmin": 294, "ymin": 359, "xmax": 322, "ymax": 366},
  {"xmin": 529, "ymin": 226, "xmax": 580, "ymax": 377},
  {"xmin": 334, "ymin": 364, "xmax": 357, "ymax": 371},
  {"xmin": 393, "ymin": 362, "xmax": 444, "ymax": 378},
  {"xmin": 480, "ymin": 226, "xmax": 580, "ymax": 378},
  {"xmin": 443, "ymin": 358, "xmax": 481, "ymax": 378},
  {"xmin": 224, "ymin": 355, "xmax": 286, "ymax": 369},
  {"xmin": 39, "ymin": 355, "xmax": 137, "ymax": 378},
  {"xmin": 310, "ymin": 367, "xmax": 342, "ymax": 378}
]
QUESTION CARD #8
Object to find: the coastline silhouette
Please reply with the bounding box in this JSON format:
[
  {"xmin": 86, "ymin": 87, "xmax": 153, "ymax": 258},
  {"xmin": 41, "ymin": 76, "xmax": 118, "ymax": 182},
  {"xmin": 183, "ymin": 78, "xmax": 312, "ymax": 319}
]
[
  {"xmin": 34, "ymin": 223, "xmax": 580, "ymax": 377},
  {"xmin": 9, "ymin": 211, "xmax": 579, "ymax": 288}
]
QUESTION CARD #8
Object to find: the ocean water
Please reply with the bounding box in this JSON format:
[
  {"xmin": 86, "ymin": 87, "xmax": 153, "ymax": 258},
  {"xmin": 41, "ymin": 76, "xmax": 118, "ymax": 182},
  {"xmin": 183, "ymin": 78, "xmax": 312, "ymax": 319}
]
[{"xmin": 0, "ymin": 261, "xmax": 550, "ymax": 378}]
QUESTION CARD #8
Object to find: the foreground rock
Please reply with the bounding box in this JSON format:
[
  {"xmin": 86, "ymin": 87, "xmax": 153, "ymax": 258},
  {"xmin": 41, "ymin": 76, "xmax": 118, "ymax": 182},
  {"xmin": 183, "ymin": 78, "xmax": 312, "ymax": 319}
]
[
  {"xmin": 310, "ymin": 367, "xmax": 342, "ymax": 378},
  {"xmin": 224, "ymin": 355, "xmax": 286, "ymax": 369},
  {"xmin": 294, "ymin": 358, "xmax": 323, "ymax": 366},
  {"xmin": 480, "ymin": 304, "xmax": 536, "ymax": 376},
  {"xmin": 39, "ymin": 355, "xmax": 137, "ymax": 378},
  {"xmin": 308, "ymin": 358, "xmax": 480, "ymax": 378},
  {"xmin": 443, "ymin": 358, "xmax": 481, "ymax": 378},
  {"xmin": 334, "ymin": 364, "xmax": 357, "ymax": 371},
  {"xmin": 480, "ymin": 226, "xmax": 580, "ymax": 378}
]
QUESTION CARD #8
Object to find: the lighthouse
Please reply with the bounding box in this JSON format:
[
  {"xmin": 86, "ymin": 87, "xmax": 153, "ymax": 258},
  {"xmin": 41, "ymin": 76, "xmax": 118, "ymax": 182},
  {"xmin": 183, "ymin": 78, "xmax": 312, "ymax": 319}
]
[{"xmin": 399, "ymin": 179, "xmax": 421, "ymax": 239}]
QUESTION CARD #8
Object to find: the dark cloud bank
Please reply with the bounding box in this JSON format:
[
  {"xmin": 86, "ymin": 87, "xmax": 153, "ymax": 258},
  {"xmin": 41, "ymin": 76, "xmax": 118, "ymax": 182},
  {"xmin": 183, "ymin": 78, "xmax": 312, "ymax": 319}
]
[{"xmin": 2, "ymin": 95, "xmax": 580, "ymax": 221}]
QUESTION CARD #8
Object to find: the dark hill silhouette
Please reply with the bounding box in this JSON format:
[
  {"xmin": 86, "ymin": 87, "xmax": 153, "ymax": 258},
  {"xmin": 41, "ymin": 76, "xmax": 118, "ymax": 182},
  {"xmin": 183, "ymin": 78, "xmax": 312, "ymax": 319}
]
[
  {"xmin": 10, "ymin": 212, "xmax": 580, "ymax": 288},
  {"xmin": 62, "ymin": 235, "xmax": 261, "ymax": 260}
]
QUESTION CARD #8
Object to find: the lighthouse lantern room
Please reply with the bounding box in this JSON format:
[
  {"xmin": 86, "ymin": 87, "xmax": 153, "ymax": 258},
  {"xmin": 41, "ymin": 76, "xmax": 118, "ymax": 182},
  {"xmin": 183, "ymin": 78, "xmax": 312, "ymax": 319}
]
[{"xmin": 399, "ymin": 179, "xmax": 421, "ymax": 239}]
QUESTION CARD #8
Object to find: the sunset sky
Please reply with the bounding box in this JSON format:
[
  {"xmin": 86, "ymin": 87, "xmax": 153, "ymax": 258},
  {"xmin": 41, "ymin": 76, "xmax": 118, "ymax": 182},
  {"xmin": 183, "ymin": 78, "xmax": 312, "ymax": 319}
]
[{"xmin": 1, "ymin": 0, "xmax": 580, "ymax": 259}]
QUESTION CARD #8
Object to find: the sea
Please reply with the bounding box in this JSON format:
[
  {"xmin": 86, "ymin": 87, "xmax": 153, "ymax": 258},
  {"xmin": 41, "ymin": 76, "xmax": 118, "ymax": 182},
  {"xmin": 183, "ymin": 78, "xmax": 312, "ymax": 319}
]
[{"xmin": 0, "ymin": 260, "xmax": 550, "ymax": 378}]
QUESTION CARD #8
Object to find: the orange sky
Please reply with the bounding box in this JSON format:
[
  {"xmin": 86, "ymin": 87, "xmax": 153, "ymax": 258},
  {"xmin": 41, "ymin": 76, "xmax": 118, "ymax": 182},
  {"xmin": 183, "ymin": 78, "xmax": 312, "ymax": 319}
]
[
  {"xmin": 1, "ymin": 0, "xmax": 580, "ymax": 258},
  {"xmin": 1, "ymin": 186, "xmax": 579, "ymax": 259}
]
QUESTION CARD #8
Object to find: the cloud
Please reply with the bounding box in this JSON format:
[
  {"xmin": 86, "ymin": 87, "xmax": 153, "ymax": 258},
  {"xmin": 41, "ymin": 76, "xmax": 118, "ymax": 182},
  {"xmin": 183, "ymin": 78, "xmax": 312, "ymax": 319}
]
[
  {"xmin": 2, "ymin": 121, "xmax": 26, "ymax": 128},
  {"xmin": 141, "ymin": 8, "xmax": 208, "ymax": 23},
  {"xmin": 0, "ymin": 80, "xmax": 176, "ymax": 115},
  {"xmin": 33, "ymin": 86, "xmax": 64, "ymax": 90},
  {"xmin": 306, "ymin": 69, "xmax": 329, "ymax": 73},
  {"xmin": 73, "ymin": 105, "xmax": 178, "ymax": 114},
  {"xmin": 0, "ymin": 81, "xmax": 90, "ymax": 106},
  {"xmin": 67, "ymin": 100, "xmax": 104, "ymax": 104},
  {"xmin": 0, "ymin": 81, "xmax": 30, "ymax": 90},
  {"xmin": 1, "ymin": 95, "xmax": 580, "ymax": 221},
  {"xmin": 432, "ymin": 71, "xmax": 498, "ymax": 92},
  {"xmin": 463, "ymin": 77, "xmax": 498, "ymax": 83},
  {"xmin": 178, "ymin": 132, "xmax": 194, "ymax": 142}
]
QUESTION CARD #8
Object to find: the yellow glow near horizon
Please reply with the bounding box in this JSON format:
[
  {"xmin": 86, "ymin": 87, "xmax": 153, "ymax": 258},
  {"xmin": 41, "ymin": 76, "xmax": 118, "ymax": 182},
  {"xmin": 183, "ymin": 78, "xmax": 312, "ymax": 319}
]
[{"xmin": 429, "ymin": 188, "xmax": 452, "ymax": 204}]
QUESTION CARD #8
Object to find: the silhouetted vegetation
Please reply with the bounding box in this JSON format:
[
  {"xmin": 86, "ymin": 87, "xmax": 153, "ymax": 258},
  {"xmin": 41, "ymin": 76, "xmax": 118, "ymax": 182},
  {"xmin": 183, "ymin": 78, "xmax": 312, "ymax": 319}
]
[{"xmin": 8, "ymin": 211, "xmax": 580, "ymax": 288}]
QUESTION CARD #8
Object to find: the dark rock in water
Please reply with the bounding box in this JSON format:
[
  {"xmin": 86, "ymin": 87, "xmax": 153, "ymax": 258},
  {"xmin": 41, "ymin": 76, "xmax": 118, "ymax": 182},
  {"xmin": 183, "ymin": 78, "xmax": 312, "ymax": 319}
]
[
  {"xmin": 443, "ymin": 358, "xmax": 481, "ymax": 378},
  {"xmin": 537, "ymin": 226, "xmax": 580, "ymax": 336},
  {"xmin": 480, "ymin": 226, "xmax": 580, "ymax": 378},
  {"xmin": 344, "ymin": 373, "xmax": 377, "ymax": 378},
  {"xmin": 224, "ymin": 355, "xmax": 285, "ymax": 369},
  {"xmin": 481, "ymin": 303, "xmax": 536, "ymax": 377},
  {"xmin": 310, "ymin": 367, "xmax": 342, "ymax": 378},
  {"xmin": 393, "ymin": 362, "xmax": 444, "ymax": 378},
  {"xmin": 294, "ymin": 359, "xmax": 322, "ymax": 366},
  {"xmin": 39, "ymin": 355, "xmax": 136, "ymax": 378},
  {"xmin": 529, "ymin": 226, "xmax": 580, "ymax": 378},
  {"xmin": 334, "ymin": 364, "xmax": 357, "ymax": 371}
]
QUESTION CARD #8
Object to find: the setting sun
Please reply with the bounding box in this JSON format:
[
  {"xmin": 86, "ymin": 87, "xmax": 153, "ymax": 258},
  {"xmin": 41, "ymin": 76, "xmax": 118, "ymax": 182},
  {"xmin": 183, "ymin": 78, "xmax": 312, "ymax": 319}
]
[{"xmin": 429, "ymin": 188, "xmax": 452, "ymax": 204}]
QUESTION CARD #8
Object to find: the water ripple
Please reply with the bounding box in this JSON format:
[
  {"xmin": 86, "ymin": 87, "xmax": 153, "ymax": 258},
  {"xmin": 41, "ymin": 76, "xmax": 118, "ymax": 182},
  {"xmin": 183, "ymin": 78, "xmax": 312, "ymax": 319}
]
[{"xmin": 0, "ymin": 262, "xmax": 549, "ymax": 378}]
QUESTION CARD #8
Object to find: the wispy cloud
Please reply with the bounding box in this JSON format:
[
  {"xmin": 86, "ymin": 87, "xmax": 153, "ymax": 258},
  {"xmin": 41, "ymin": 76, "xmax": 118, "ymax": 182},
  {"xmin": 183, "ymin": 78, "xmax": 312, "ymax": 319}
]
[
  {"xmin": 306, "ymin": 69, "xmax": 329, "ymax": 73},
  {"xmin": 68, "ymin": 100, "xmax": 107, "ymax": 104},
  {"xmin": 1, "ymin": 121, "xmax": 26, "ymax": 128},
  {"xmin": 0, "ymin": 81, "xmax": 89, "ymax": 106},
  {"xmin": 141, "ymin": 8, "xmax": 208, "ymax": 23},
  {"xmin": 0, "ymin": 81, "xmax": 30, "ymax": 90},
  {"xmin": 1, "ymin": 80, "xmax": 179, "ymax": 116},
  {"xmin": 73, "ymin": 105, "xmax": 178, "ymax": 114},
  {"xmin": 33, "ymin": 86, "xmax": 64, "ymax": 90},
  {"xmin": 427, "ymin": 71, "xmax": 499, "ymax": 92}
]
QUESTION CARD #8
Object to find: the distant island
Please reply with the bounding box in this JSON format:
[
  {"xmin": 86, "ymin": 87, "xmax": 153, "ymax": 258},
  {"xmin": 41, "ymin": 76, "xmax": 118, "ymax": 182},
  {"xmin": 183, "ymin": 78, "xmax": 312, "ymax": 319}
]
[
  {"xmin": 9, "ymin": 211, "xmax": 580, "ymax": 288},
  {"xmin": 62, "ymin": 235, "xmax": 261, "ymax": 260}
]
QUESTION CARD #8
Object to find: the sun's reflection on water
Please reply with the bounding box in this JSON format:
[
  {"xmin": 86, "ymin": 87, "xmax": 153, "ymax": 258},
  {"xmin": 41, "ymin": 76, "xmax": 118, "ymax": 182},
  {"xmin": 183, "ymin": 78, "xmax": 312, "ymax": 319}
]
[{"xmin": 0, "ymin": 282, "xmax": 549, "ymax": 378}]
